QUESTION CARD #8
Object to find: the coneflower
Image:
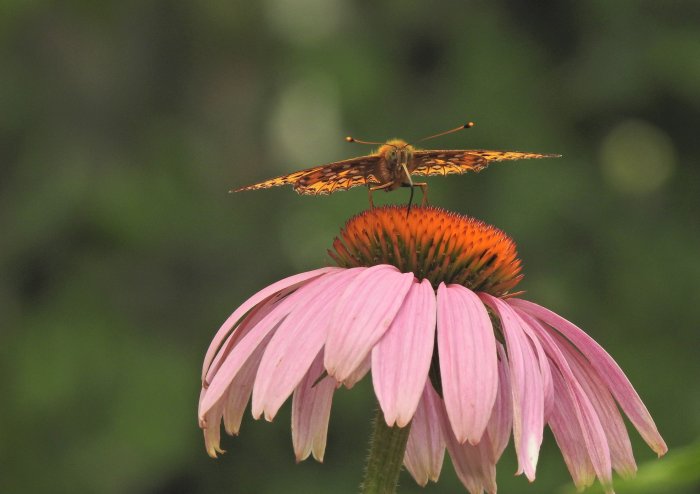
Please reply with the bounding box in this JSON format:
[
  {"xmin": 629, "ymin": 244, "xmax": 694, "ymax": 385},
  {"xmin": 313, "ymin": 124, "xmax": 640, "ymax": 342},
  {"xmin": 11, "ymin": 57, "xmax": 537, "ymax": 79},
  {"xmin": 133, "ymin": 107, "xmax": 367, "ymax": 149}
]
[{"xmin": 198, "ymin": 206, "xmax": 666, "ymax": 493}]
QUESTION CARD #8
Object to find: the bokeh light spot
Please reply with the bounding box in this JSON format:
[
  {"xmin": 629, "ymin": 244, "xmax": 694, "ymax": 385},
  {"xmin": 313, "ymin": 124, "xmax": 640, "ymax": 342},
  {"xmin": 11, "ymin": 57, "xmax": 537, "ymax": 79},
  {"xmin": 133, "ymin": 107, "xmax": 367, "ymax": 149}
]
[
  {"xmin": 600, "ymin": 119, "xmax": 676, "ymax": 195},
  {"xmin": 265, "ymin": 0, "xmax": 345, "ymax": 44},
  {"xmin": 268, "ymin": 72, "xmax": 343, "ymax": 168}
]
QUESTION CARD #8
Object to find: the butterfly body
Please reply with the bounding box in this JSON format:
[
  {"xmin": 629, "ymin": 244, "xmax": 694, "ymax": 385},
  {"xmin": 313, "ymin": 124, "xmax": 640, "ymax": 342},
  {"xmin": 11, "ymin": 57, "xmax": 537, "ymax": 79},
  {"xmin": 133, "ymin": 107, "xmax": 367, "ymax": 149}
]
[
  {"xmin": 373, "ymin": 139, "xmax": 415, "ymax": 191},
  {"xmin": 233, "ymin": 134, "xmax": 559, "ymax": 203}
]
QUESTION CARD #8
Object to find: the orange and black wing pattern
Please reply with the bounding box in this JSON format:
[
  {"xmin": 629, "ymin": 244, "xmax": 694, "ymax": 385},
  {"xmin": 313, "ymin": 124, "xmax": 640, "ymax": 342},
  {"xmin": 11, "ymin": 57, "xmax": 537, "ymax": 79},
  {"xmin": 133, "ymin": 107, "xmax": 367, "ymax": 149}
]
[
  {"xmin": 233, "ymin": 156, "xmax": 382, "ymax": 196},
  {"xmin": 411, "ymin": 150, "xmax": 560, "ymax": 177}
]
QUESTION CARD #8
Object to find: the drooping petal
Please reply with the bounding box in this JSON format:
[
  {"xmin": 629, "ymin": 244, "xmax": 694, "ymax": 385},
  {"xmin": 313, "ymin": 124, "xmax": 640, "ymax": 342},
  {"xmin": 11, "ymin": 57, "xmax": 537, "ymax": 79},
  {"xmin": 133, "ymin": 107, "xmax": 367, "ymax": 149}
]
[
  {"xmin": 438, "ymin": 394, "xmax": 497, "ymax": 493},
  {"xmin": 480, "ymin": 293, "xmax": 543, "ymax": 481},
  {"xmin": 517, "ymin": 311, "xmax": 613, "ymax": 491},
  {"xmin": 510, "ymin": 298, "xmax": 667, "ymax": 456},
  {"xmin": 200, "ymin": 277, "xmax": 330, "ymax": 419},
  {"xmin": 222, "ymin": 332, "xmax": 273, "ymax": 436},
  {"xmin": 549, "ymin": 367, "xmax": 597, "ymax": 490},
  {"xmin": 200, "ymin": 388, "xmax": 226, "ymax": 458},
  {"xmin": 532, "ymin": 333, "xmax": 554, "ymax": 424},
  {"xmin": 372, "ymin": 279, "xmax": 436, "ymax": 427},
  {"xmin": 324, "ymin": 265, "xmax": 414, "ymax": 382},
  {"xmin": 548, "ymin": 327, "xmax": 637, "ymax": 478},
  {"xmin": 503, "ymin": 302, "xmax": 555, "ymax": 423},
  {"xmin": 487, "ymin": 344, "xmax": 513, "ymax": 462},
  {"xmin": 202, "ymin": 267, "xmax": 339, "ymax": 380},
  {"xmin": 404, "ymin": 384, "xmax": 445, "ymax": 486},
  {"xmin": 252, "ymin": 268, "xmax": 364, "ymax": 421},
  {"xmin": 199, "ymin": 331, "xmax": 275, "ymax": 457},
  {"xmin": 342, "ymin": 354, "xmax": 370, "ymax": 389},
  {"xmin": 205, "ymin": 295, "xmax": 282, "ymax": 386},
  {"xmin": 292, "ymin": 351, "xmax": 337, "ymax": 463},
  {"xmin": 436, "ymin": 283, "xmax": 498, "ymax": 445}
]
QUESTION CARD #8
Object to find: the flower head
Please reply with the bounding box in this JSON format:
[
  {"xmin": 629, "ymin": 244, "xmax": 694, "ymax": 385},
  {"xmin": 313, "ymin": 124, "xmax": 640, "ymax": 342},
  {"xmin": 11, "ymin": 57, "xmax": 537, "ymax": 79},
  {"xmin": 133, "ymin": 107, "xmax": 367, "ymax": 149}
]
[{"xmin": 199, "ymin": 206, "xmax": 666, "ymax": 493}]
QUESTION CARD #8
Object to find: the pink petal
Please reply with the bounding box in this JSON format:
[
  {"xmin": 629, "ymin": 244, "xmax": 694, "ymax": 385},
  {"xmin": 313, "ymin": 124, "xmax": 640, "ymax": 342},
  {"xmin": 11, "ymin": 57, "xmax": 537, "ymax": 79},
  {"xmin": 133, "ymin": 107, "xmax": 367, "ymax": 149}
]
[
  {"xmin": 202, "ymin": 267, "xmax": 338, "ymax": 381},
  {"xmin": 480, "ymin": 294, "xmax": 543, "ymax": 481},
  {"xmin": 205, "ymin": 295, "xmax": 282, "ymax": 386},
  {"xmin": 487, "ymin": 344, "xmax": 513, "ymax": 461},
  {"xmin": 438, "ymin": 394, "xmax": 497, "ymax": 493},
  {"xmin": 199, "ymin": 278, "xmax": 329, "ymax": 419},
  {"xmin": 436, "ymin": 283, "xmax": 498, "ymax": 445},
  {"xmin": 507, "ymin": 303, "xmax": 556, "ymax": 424},
  {"xmin": 548, "ymin": 327, "xmax": 637, "ymax": 478},
  {"xmin": 252, "ymin": 268, "xmax": 364, "ymax": 421},
  {"xmin": 372, "ymin": 279, "xmax": 436, "ymax": 427},
  {"xmin": 222, "ymin": 332, "xmax": 272, "ymax": 436},
  {"xmin": 509, "ymin": 298, "xmax": 667, "ymax": 456},
  {"xmin": 200, "ymin": 391, "xmax": 225, "ymax": 458},
  {"xmin": 342, "ymin": 354, "xmax": 370, "ymax": 388},
  {"xmin": 549, "ymin": 368, "xmax": 597, "ymax": 490},
  {"xmin": 535, "ymin": 340, "xmax": 554, "ymax": 424},
  {"xmin": 199, "ymin": 332, "xmax": 275, "ymax": 457},
  {"xmin": 517, "ymin": 310, "xmax": 613, "ymax": 490},
  {"xmin": 292, "ymin": 351, "xmax": 336, "ymax": 463},
  {"xmin": 403, "ymin": 383, "xmax": 445, "ymax": 486},
  {"xmin": 324, "ymin": 265, "xmax": 414, "ymax": 382}
]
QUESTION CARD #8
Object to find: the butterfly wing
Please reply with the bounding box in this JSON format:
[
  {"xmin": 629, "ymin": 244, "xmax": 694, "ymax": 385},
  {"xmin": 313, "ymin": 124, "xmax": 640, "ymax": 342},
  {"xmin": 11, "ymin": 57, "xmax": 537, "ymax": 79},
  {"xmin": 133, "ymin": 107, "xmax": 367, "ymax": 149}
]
[
  {"xmin": 411, "ymin": 150, "xmax": 560, "ymax": 177},
  {"xmin": 294, "ymin": 156, "xmax": 382, "ymax": 195},
  {"xmin": 233, "ymin": 156, "xmax": 381, "ymax": 196},
  {"xmin": 233, "ymin": 168, "xmax": 321, "ymax": 192}
]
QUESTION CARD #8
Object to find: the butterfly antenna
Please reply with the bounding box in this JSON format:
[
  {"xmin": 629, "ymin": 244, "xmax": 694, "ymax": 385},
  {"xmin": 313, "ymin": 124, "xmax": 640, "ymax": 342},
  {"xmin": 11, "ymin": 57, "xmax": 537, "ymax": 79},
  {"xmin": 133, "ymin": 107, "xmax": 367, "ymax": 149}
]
[
  {"xmin": 418, "ymin": 121, "xmax": 475, "ymax": 142},
  {"xmin": 345, "ymin": 136, "xmax": 391, "ymax": 146}
]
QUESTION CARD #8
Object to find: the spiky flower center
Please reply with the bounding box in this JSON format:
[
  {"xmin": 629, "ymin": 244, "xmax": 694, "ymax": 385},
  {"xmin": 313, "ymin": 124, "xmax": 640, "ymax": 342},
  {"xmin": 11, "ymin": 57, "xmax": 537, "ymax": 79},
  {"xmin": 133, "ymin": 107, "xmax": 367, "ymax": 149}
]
[{"xmin": 328, "ymin": 206, "xmax": 522, "ymax": 296}]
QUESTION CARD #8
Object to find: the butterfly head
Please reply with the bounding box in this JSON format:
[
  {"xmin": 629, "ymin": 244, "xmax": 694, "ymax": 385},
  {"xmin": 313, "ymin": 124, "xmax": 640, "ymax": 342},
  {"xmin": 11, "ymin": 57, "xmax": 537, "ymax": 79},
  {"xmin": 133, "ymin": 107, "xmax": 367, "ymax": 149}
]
[{"xmin": 379, "ymin": 139, "xmax": 415, "ymax": 171}]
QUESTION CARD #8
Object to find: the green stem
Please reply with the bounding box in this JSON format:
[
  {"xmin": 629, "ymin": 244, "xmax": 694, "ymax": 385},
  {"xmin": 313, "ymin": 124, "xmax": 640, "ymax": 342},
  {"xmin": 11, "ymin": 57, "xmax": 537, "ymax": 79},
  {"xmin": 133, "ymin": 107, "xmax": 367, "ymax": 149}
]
[{"xmin": 360, "ymin": 408, "xmax": 412, "ymax": 494}]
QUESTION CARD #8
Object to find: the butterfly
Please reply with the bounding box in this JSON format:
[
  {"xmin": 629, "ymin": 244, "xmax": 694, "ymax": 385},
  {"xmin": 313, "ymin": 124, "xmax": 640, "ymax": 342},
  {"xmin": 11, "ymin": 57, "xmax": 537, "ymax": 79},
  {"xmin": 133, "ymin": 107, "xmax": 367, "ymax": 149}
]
[{"xmin": 232, "ymin": 122, "xmax": 560, "ymax": 211}]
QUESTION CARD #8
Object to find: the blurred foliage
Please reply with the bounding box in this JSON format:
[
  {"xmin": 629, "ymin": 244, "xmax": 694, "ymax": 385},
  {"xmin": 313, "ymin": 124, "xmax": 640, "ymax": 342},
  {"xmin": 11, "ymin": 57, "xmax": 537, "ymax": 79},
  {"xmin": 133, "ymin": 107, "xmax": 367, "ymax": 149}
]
[
  {"xmin": 1, "ymin": 1, "xmax": 699, "ymax": 493},
  {"xmin": 561, "ymin": 440, "xmax": 700, "ymax": 494}
]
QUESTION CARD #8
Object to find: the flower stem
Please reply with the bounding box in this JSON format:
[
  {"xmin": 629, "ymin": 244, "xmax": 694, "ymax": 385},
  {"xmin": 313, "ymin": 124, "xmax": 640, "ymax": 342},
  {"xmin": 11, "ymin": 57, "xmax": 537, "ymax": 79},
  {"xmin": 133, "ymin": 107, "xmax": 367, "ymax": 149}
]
[{"xmin": 360, "ymin": 408, "xmax": 412, "ymax": 494}]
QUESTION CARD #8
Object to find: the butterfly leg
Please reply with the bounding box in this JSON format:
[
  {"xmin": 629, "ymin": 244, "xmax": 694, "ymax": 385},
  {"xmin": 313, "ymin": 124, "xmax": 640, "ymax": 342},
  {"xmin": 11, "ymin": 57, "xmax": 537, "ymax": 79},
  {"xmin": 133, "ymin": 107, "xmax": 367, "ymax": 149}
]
[
  {"xmin": 400, "ymin": 182, "xmax": 429, "ymax": 206},
  {"xmin": 415, "ymin": 182, "xmax": 428, "ymax": 205},
  {"xmin": 368, "ymin": 182, "xmax": 393, "ymax": 208}
]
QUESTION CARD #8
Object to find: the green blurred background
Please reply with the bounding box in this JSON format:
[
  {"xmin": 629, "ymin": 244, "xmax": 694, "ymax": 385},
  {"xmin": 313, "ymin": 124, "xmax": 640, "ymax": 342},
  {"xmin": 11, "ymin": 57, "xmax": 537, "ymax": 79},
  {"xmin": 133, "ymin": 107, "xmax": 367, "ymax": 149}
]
[{"xmin": 2, "ymin": 1, "xmax": 699, "ymax": 493}]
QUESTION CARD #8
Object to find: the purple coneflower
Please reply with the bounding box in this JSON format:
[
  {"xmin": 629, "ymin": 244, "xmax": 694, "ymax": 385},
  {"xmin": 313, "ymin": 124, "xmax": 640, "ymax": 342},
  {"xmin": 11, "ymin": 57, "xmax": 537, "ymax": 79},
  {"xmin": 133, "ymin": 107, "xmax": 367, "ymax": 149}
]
[{"xmin": 199, "ymin": 206, "xmax": 666, "ymax": 493}]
